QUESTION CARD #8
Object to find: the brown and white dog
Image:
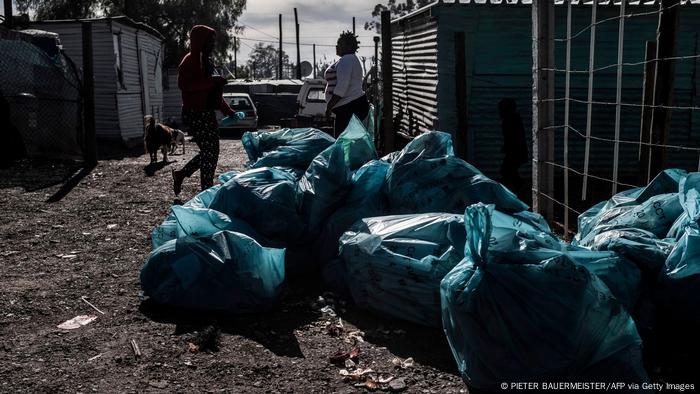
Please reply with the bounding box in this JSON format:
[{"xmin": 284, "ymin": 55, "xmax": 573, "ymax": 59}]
[
  {"xmin": 169, "ymin": 128, "xmax": 186, "ymax": 155},
  {"xmin": 144, "ymin": 115, "xmax": 174, "ymax": 163}
]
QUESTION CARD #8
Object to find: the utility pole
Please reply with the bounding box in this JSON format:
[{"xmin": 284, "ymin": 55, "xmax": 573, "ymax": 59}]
[
  {"xmin": 294, "ymin": 8, "xmax": 301, "ymax": 79},
  {"xmin": 352, "ymin": 17, "xmax": 356, "ymax": 35},
  {"xmin": 278, "ymin": 14, "xmax": 283, "ymax": 80},
  {"xmin": 313, "ymin": 44, "xmax": 317, "ymax": 79},
  {"xmin": 4, "ymin": 0, "xmax": 13, "ymax": 28},
  {"xmin": 233, "ymin": 37, "xmax": 238, "ymax": 78}
]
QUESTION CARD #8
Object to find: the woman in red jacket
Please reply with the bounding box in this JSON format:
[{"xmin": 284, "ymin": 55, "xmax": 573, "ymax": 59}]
[{"xmin": 172, "ymin": 25, "xmax": 234, "ymax": 194}]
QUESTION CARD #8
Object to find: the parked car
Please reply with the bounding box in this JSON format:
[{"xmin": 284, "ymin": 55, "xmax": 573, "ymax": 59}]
[
  {"xmin": 287, "ymin": 79, "xmax": 333, "ymax": 130},
  {"xmin": 217, "ymin": 93, "xmax": 258, "ymax": 131}
]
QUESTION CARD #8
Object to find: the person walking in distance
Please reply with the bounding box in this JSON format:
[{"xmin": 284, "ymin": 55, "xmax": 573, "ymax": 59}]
[
  {"xmin": 498, "ymin": 98, "xmax": 528, "ymax": 195},
  {"xmin": 172, "ymin": 25, "xmax": 234, "ymax": 195},
  {"xmin": 324, "ymin": 31, "xmax": 369, "ymax": 137}
]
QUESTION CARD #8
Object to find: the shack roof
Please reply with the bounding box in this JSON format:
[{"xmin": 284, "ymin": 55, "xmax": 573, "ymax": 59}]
[
  {"xmin": 392, "ymin": 0, "xmax": 700, "ymax": 24},
  {"xmin": 32, "ymin": 15, "xmax": 164, "ymax": 41}
]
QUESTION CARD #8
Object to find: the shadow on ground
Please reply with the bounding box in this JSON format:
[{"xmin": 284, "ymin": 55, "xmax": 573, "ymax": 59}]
[
  {"xmin": 143, "ymin": 160, "xmax": 175, "ymax": 177},
  {"xmin": 0, "ymin": 159, "xmax": 85, "ymax": 192},
  {"xmin": 139, "ymin": 297, "xmax": 316, "ymax": 358},
  {"xmin": 337, "ymin": 307, "xmax": 459, "ymax": 375}
]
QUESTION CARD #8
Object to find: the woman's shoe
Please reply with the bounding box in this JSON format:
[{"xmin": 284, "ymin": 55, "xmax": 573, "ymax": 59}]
[{"xmin": 172, "ymin": 169, "xmax": 184, "ymax": 195}]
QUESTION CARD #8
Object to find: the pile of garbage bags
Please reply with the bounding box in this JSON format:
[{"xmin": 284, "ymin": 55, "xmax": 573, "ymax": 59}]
[
  {"xmin": 441, "ymin": 204, "xmax": 648, "ymax": 389},
  {"xmin": 141, "ymin": 115, "xmax": 700, "ymax": 387}
]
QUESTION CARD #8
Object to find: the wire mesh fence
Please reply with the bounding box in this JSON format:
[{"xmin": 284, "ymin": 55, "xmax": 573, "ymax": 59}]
[
  {"xmin": 532, "ymin": 0, "xmax": 700, "ymax": 237},
  {"xmin": 0, "ymin": 27, "xmax": 83, "ymax": 161}
]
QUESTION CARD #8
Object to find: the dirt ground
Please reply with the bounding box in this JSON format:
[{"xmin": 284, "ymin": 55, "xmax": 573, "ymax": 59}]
[{"xmin": 0, "ymin": 136, "xmax": 467, "ymax": 393}]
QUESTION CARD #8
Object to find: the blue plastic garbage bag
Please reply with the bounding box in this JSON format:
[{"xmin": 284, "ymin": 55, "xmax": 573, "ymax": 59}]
[
  {"xmin": 218, "ymin": 170, "xmax": 239, "ymax": 183},
  {"xmin": 441, "ymin": 203, "xmax": 646, "ymax": 390},
  {"xmin": 465, "ymin": 205, "xmax": 642, "ymax": 310},
  {"xmin": 297, "ymin": 116, "xmax": 376, "ymax": 234},
  {"xmin": 584, "ymin": 228, "xmax": 675, "ymax": 274},
  {"xmin": 170, "ymin": 205, "xmax": 264, "ymax": 241},
  {"xmin": 242, "ymin": 127, "xmax": 335, "ymax": 170},
  {"xmin": 339, "ymin": 213, "xmax": 466, "ymax": 327},
  {"xmin": 575, "ymin": 169, "xmax": 686, "ymax": 244},
  {"xmin": 315, "ymin": 160, "xmax": 390, "ymax": 268},
  {"xmin": 666, "ymin": 172, "xmax": 700, "ymax": 239},
  {"xmin": 140, "ymin": 230, "xmax": 285, "ymax": 313},
  {"xmin": 572, "ymin": 252, "xmax": 643, "ymax": 311},
  {"xmin": 209, "ymin": 167, "xmax": 306, "ymax": 244},
  {"xmin": 152, "ymin": 185, "xmax": 222, "ymax": 249},
  {"xmin": 391, "ymin": 131, "xmax": 454, "ymax": 165},
  {"xmin": 386, "ymin": 132, "xmax": 528, "ymax": 214},
  {"xmin": 657, "ymin": 227, "xmax": 700, "ymax": 324},
  {"xmin": 576, "ymin": 193, "xmax": 683, "ymax": 246}
]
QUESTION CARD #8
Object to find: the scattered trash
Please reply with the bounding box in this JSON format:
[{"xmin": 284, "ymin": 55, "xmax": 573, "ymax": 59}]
[
  {"xmin": 130, "ymin": 339, "xmax": 141, "ymax": 359},
  {"xmin": 57, "ymin": 315, "xmax": 96, "ymax": 330},
  {"xmin": 346, "ymin": 330, "xmax": 365, "ymax": 343},
  {"xmin": 344, "ymin": 359, "xmax": 356, "ymax": 368},
  {"xmin": 187, "ymin": 342, "xmax": 199, "ymax": 353},
  {"xmin": 88, "ymin": 353, "xmax": 102, "ymax": 361},
  {"xmin": 329, "ymin": 347, "xmax": 359, "ymax": 365},
  {"xmin": 57, "ymin": 254, "xmax": 77, "ymax": 259},
  {"xmin": 1, "ymin": 250, "xmax": 19, "ymax": 256},
  {"xmin": 183, "ymin": 360, "xmax": 196, "ymax": 369},
  {"xmin": 106, "ymin": 224, "xmax": 118, "ymax": 229},
  {"xmin": 391, "ymin": 357, "xmax": 414, "ymax": 369},
  {"xmin": 339, "ymin": 368, "xmax": 373, "ymax": 380},
  {"xmin": 325, "ymin": 319, "xmax": 344, "ymax": 336},
  {"xmin": 81, "ymin": 296, "xmax": 105, "ymax": 315},
  {"xmin": 378, "ymin": 375, "xmax": 395, "ymax": 384},
  {"xmin": 355, "ymin": 378, "xmax": 379, "ymax": 390},
  {"xmin": 320, "ymin": 305, "xmax": 336, "ymax": 317}
]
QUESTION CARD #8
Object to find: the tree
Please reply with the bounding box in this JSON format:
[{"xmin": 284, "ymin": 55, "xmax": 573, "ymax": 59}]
[
  {"xmin": 16, "ymin": 0, "xmax": 247, "ymax": 67},
  {"xmin": 363, "ymin": 0, "xmax": 432, "ymax": 32},
  {"xmin": 246, "ymin": 43, "xmax": 290, "ymax": 79}
]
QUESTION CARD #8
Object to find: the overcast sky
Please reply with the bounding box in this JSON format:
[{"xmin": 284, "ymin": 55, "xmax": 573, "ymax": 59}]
[{"xmin": 235, "ymin": 0, "xmax": 383, "ymax": 76}]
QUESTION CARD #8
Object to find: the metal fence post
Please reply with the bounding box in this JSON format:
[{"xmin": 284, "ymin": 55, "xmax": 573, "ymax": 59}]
[
  {"xmin": 381, "ymin": 10, "xmax": 394, "ymax": 154},
  {"xmin": 454, "ymin": 32, "xmax": 467, "ymax": 160},
  {"xmin": 82, "ymin": 21, "xmax": 97, "ymax": 165},
  {"xmin": 532, "ymin": 0, "xmax": 554, "ymax": 221}
]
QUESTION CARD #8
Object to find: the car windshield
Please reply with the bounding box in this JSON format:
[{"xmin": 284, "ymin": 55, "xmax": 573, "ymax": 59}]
[{"xmin": 226, "ymin": 96, "xmax": 253, "ymax": 110}]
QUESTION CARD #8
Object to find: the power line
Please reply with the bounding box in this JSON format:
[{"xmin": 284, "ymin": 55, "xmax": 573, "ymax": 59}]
[
  {"xmin": 233, "ymin": 35, "xmax": 373, "ymax": 48},
  {"xmin": 238, "ymin": 23, "xmax": 279, "ymax": 40}
]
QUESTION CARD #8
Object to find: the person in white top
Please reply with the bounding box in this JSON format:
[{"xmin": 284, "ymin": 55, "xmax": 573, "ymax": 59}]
[{"xmin": 324, "ymin": 31, "xmax": 369, "ymax": 137}]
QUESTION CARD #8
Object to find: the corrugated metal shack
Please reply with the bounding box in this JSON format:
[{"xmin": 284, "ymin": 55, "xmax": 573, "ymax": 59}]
[
  {"xmin": 30, "ymin": 16, "xmax": 164, "ymax": 146},
  {"xmin": 0, "ymin": 26, "xmax": 83, "ymax": 160},
  {"xmin": 390, "ymin": 0, "xmax": 700, "ymax": 179}
]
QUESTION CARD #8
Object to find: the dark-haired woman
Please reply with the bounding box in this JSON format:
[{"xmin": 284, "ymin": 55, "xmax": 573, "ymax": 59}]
[
  {"xmin": 324, "ymin": 31, "xmax": 369, "ymax": 137},
  {"xmin": 172, "ymin": 25, "xmax": 234, "ymax": 195}
]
